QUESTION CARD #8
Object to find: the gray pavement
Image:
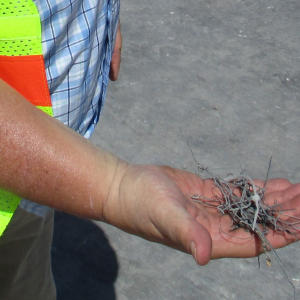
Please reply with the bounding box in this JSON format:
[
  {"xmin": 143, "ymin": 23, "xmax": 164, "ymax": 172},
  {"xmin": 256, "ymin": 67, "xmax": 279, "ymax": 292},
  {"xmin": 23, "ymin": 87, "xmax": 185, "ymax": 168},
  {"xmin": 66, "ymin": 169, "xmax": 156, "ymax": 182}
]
[{"xmin": 89, "ymin": 0, "xmax": 300, "ymax": 299}]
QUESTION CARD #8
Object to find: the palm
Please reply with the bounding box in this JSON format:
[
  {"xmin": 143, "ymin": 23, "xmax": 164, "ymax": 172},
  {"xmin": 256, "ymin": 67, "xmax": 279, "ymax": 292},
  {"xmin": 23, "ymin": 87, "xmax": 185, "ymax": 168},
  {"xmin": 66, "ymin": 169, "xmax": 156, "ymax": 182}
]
[
  {"xmin": 159, "ymin": 166, "xmax": 300, "ymax": 259},
  {"xmin": 107, "ymin": 165, "xmax": 300, "ymax": 264}
]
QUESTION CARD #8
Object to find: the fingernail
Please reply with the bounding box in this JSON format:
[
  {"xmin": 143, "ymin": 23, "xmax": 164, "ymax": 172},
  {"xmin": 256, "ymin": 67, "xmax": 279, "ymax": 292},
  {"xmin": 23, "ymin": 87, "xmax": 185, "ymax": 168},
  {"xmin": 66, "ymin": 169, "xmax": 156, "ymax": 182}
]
[{"xmin": 190, "ymin": 241, "xmax": 197, "ymax": 263}]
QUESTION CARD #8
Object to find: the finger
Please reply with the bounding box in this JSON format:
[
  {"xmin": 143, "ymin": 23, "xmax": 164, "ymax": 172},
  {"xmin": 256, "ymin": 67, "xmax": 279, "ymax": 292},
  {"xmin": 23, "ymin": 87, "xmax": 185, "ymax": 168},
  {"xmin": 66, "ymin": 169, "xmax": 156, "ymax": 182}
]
[
  {"xmin": 280, "ymin": 183, "xmax": 300, "ymax": 202},
  {"xmin": 275, "ymin": 185, "xmax": 300, "ymax": 218},
  {"xmin": 264, "ymin": 178, "xmax": 292, "ymax": 192},
  {"xmin": 260, "ymin": 179, "xmax": 293, "ymax": 207},
  {"xmin": 181, "ymin": 214, "xmax": 212, "ymax": 265},
  {"xmin": 253, "ymin": 178, "xmax": 291, "ymax": 192},
  {"xmin": 109, "ymin": 23, "xmax": 122, "ymax": 81},
  {"xmin": 265, "ymin": 228, "xmax": 299, "ymax": 249},
  {"xmin": 156, "ymin": 203, "xmax": 212, "ymax": 265},
  {"xmin": 264, "ymin": 183, "xmax": 300, "ymax": 208},
  {"xmin": 109, "ymin": 51, "xmax": 121, "ymax": 81}
]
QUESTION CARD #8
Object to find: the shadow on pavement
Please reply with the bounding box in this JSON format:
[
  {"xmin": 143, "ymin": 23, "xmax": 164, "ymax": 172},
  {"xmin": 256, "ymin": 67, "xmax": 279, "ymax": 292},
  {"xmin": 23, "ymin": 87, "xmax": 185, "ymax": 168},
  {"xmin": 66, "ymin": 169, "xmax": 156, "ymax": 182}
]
[{"xmin": 51, "ymin": 211, "xmax": 118, "ymax": 300}]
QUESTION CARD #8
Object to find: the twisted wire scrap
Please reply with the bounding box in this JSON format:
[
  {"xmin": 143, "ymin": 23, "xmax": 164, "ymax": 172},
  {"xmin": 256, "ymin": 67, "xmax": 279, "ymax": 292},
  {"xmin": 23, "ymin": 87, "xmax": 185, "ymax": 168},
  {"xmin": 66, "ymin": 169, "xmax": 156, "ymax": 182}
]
[
  {"xmin": 211, "ymin": 176, "xmax": 300, "ymax": 235},
  {"xmin": 192, "ymin": 175, "xmax": 300, "ymax": 299}
]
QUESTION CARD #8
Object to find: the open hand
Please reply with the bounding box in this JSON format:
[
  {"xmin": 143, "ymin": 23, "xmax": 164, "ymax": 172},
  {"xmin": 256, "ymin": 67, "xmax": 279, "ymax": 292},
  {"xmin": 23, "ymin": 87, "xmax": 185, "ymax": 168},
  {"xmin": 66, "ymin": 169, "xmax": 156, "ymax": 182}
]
[{"xmin": 103, "ymin": 164, "xmax": 300, "ymax": 265}]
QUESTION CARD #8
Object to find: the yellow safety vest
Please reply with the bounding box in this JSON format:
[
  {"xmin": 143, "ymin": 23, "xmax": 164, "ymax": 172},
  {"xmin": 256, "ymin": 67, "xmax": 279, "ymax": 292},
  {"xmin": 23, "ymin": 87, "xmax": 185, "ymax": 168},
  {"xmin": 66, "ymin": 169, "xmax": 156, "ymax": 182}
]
[{"xmin": 0, "ymin": 0, "xmax": 53, "ymax": 236}]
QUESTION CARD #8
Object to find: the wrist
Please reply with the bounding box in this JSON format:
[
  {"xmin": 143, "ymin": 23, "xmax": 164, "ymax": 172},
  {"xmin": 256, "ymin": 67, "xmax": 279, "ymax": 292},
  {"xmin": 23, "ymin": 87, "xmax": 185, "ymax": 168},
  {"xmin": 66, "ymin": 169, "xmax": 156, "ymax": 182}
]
[{"xmin": 99, "ymin": 156, "xmax": 129, "ymax": 223}]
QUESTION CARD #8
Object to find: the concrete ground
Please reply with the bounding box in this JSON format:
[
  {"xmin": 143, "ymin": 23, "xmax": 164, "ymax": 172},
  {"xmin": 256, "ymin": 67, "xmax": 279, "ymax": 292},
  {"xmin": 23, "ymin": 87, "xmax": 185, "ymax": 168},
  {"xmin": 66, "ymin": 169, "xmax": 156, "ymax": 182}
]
[{"xmin": 52, "ymin": 0, "xmax": 300, "ymax": 299}]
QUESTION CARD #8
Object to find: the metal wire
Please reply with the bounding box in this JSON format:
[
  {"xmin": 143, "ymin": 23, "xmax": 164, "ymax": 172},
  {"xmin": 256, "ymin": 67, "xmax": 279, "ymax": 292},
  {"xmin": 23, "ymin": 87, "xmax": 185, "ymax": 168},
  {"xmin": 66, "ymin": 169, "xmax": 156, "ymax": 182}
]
[{"xmin": 192, "ymin": 173, "xmax": 298, "ymax": 299}]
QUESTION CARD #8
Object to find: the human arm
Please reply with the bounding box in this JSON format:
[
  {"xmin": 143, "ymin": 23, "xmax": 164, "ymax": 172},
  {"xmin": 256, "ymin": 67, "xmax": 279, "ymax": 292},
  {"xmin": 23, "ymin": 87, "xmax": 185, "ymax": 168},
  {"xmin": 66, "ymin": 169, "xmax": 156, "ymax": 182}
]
[
  {"xmin": 0, "ymin": 79, "xmax": 209, "ymax": 261},
  {"xmin": 1, "ymin": 78, "xmax": 300, "ymax": 265},
  {"xmin": 0, "ymin": 79, "xmax": 127, "ymax": 219}
]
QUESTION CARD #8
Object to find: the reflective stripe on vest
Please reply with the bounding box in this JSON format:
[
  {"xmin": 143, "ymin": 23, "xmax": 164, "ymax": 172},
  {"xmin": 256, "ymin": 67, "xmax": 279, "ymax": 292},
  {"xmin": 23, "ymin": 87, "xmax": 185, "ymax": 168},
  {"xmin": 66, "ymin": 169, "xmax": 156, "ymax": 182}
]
[{"xmin": 0, "ymin": 0, "xmax": 53, "ymax": 236}]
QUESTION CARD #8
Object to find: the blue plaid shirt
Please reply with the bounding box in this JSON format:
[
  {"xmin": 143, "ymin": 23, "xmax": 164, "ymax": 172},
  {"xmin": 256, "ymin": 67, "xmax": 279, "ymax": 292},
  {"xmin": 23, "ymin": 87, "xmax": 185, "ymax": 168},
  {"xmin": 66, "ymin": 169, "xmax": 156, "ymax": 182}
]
[{"xmin": 20, "ymin": 0, "xmax": 120, "ymax": 216}]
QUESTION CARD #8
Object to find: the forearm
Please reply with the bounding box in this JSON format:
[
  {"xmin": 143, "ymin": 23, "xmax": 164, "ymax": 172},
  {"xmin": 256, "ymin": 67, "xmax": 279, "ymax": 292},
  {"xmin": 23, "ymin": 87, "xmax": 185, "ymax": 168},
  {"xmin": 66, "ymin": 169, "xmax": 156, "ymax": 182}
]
[{"xmin": 0, "ymin": 79, "xmax": 127, "ymax": 220}]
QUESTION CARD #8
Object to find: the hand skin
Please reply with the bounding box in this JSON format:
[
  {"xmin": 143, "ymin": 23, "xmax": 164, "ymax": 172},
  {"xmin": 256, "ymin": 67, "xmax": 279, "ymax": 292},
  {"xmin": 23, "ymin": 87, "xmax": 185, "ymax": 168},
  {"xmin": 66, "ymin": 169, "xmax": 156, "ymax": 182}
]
[
  {"xmin": 1, "ymin": 79, "xmax": 300, "ymax": 265},
  {"xmin": 103, "ymin": 165, "xmax": 300, "ymax": 264},
  {"xmin": 109, "ymin": 22, "xmax": 122, "ymax": 81}
]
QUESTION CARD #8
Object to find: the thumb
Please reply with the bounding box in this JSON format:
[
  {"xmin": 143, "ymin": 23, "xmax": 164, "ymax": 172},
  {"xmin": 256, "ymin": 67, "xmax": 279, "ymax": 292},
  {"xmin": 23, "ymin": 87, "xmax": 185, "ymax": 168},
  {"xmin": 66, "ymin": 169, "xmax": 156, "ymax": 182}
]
[
  {"xmin": 187, "ymin": 217, "xmax": 212, "ymax": 265},
  {"xmin": 167, "ymin": 209, "xmax": 212, "ymax": 265}
]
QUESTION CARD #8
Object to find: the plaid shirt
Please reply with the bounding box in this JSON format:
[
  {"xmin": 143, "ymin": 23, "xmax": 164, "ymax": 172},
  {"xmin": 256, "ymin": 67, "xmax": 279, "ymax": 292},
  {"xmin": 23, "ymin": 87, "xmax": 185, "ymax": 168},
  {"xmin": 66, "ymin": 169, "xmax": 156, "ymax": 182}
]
[{"xmin": 20, "ymin": 0, "xmax": 120, "ymax": 216}]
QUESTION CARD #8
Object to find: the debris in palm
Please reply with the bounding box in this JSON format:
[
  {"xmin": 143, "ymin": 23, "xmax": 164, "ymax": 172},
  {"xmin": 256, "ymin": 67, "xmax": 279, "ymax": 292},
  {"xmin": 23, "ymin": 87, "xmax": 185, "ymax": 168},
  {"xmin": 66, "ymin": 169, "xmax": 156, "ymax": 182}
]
[{"xmin": 191, "ymin": 158, "xmax": 299, "ymax": 299}]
